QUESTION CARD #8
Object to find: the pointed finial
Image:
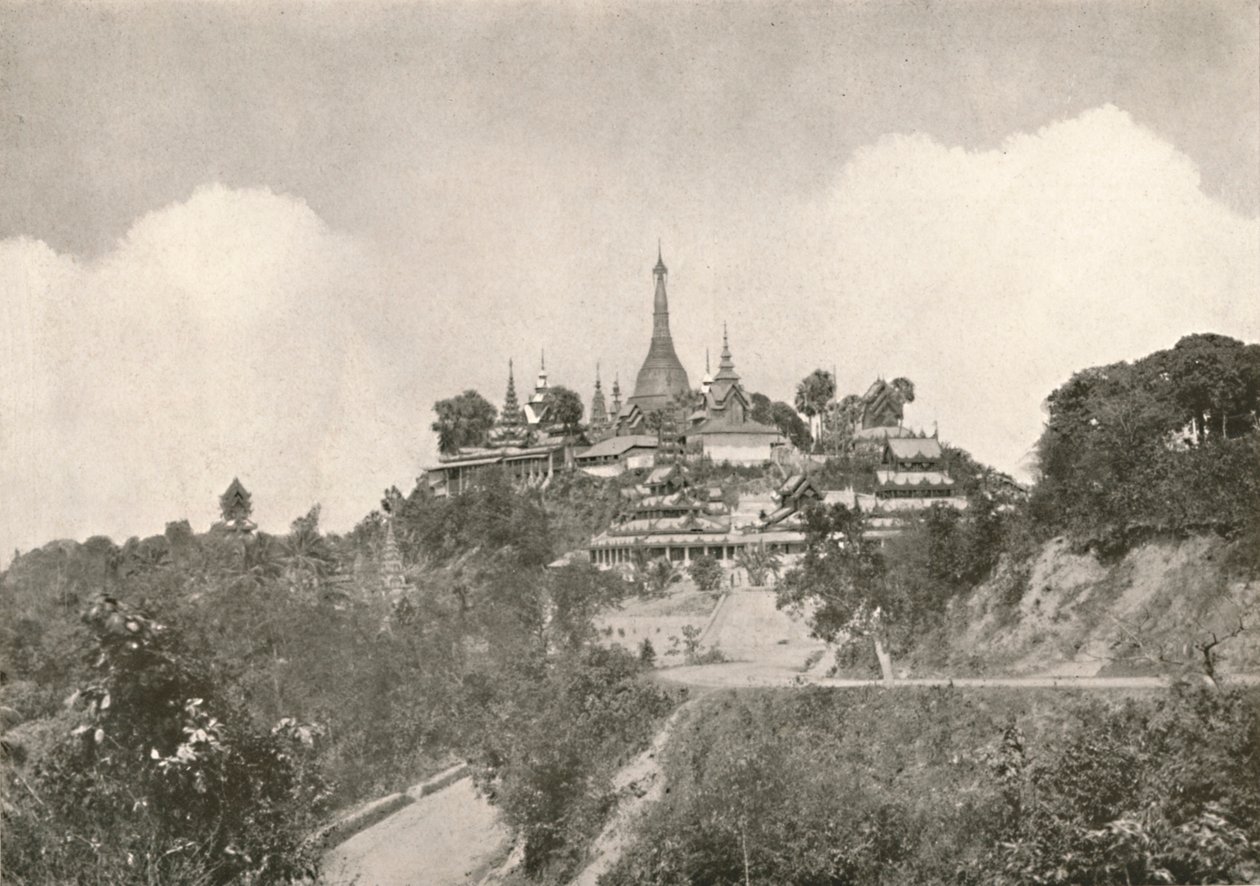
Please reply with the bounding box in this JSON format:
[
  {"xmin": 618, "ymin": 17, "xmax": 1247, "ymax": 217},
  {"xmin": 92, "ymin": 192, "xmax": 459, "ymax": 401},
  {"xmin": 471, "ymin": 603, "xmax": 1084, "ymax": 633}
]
[
  {"xmin": 541, "ymin": 349, "xmax": 545, "ymax": 371},
  {"xmin": 653, "ymin": 242, "xmax": 668, "ymax": 276},
  {"xmin": 706, "ymin": 349, "xmax": 711, "ymax": 374}
]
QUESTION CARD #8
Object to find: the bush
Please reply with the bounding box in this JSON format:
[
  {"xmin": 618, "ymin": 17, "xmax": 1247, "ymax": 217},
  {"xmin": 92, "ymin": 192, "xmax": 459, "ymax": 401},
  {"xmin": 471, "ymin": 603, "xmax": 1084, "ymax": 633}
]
[
  {"xmin": 688, "ymin": 555, "xmax": 723, "ymax": 593},
  {"xmin": 463, "ymin": 645, "xmax": 679, "ymax": 879},
  {"xmin": 2, "ymin": 596, "xmax": 328, "ymax": 885},
  {"xmin": 602, "ymin": 686, "xmax": 1260, "ymax": 886}
]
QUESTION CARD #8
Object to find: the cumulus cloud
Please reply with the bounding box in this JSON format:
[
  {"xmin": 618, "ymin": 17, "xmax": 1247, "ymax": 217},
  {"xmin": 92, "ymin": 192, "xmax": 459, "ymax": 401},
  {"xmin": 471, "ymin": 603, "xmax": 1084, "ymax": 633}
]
[
  {"xmin": 1, "ymin": 106, "xmax": 1256, "ymax": 558},
  {"xmin": 773, "ymin": 105, "xmax": 1259, "ymax": 476},
  {"xmin": 0, "ymin": 185, "xmax": 419, "ymax": 556}
]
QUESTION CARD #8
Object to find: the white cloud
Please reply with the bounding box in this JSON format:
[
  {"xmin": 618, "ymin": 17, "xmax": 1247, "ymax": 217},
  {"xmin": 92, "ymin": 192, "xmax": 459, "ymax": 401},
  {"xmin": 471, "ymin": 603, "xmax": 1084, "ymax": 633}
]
[
  {"xmin": 1, "ymin": 107, "xmax": 1256, "ymax": 559},
  {"xmin": 0, "ymin": 185, "xmax": 419, "ymax": 557},
  {"xmin": 775, "ymin": 105, "xmax": 1259, "ymax": 476}
]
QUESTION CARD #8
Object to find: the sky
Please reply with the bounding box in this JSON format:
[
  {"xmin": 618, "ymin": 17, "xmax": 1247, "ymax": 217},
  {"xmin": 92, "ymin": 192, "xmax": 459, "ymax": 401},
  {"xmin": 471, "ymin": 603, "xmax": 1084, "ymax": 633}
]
[{"xmin": 1, "ymin": 1, "xmax": 1257, "ymax": 558}]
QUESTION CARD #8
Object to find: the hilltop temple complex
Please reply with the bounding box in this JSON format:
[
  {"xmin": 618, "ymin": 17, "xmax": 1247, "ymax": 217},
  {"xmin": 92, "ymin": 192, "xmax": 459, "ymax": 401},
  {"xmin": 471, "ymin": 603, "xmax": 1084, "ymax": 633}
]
[
  {"xmin": 425, "ymin": 248, "xmax": 968, "ymax": 531},
  {"xmin": 426, "ymin": 247, "xmax": 786, "ymax": 495}
]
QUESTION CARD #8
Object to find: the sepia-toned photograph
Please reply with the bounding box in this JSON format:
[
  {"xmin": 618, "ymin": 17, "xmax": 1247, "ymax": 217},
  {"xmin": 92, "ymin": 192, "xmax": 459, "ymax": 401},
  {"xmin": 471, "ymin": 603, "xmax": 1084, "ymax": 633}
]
[{"xmin": 2, "ymin": 1, "xmax": 1258, "ymax": 883}]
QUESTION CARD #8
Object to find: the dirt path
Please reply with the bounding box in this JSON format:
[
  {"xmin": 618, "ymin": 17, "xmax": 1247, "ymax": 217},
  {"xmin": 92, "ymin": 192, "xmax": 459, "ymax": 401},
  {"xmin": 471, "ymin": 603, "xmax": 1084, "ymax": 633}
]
[
  {"xmin": 658, "ymin": 660, "xmax": 1260, "ymax": 690},
  {"xmin": 566, "ymin": 705, "xmax": 690, "ymax": 886},
  {"xmin": 321, "ymin": 777, "xmax": 508, "ymax": 886}
]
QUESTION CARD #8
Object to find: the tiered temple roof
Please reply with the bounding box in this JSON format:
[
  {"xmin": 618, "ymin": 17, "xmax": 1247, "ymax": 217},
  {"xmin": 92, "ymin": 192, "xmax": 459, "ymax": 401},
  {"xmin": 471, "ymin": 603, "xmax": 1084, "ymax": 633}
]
[
  {"xmin": 873, "ymin": 436, "xmax": 966, "ymax": 507},
  {"xmin": 691, "ymin": 327, "xmax": 781, "ymax": 438}
]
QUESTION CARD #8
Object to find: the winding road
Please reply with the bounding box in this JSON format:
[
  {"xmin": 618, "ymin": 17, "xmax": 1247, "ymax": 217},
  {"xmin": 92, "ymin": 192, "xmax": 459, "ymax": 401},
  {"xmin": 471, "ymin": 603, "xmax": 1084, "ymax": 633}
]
[{"xmin": 323, "ymin": 588, "xmax": 1257, "ymax": 885}]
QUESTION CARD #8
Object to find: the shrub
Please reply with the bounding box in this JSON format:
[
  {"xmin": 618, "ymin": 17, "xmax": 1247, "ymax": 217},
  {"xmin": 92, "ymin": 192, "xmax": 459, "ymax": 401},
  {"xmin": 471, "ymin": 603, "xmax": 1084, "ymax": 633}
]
[
  {"xmin": 464, "ymin": 645, "xmax": 678, "ymax": 879},
  {"xmin": 2, "ymin": 596, "xmax": 328, "ymax": 885},
  {"xmin": 602, "ymin": 686, "xmax": 1260, "ymax": 886},
  {"xmin": 688, "ymin": 555, "xmax": 723, "ymax": 593}
]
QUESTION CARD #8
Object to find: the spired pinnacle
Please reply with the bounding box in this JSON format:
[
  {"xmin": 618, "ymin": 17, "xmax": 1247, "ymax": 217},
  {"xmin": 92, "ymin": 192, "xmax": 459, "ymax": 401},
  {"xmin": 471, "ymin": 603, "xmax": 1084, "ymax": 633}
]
[
  {"xmin": 591, "ymin": 362, "xmax": 609, "ymax": 426},
  {"xmin": 501, "ymin": 359, "xmax": 523, "ymax": 426},
  {"xmin": 630, "ymin": 245, "xmax": 691, "ymax": 412}
]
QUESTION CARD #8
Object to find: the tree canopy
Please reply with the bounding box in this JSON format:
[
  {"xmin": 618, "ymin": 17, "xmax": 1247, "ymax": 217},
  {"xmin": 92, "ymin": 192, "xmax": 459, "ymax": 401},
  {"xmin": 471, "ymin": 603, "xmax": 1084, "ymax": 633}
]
[
  {"xmin": 544, "ymin": 385, "xmax": 585, "ymax": 437},
  {"xmin": 1032, "ymin": 333, "xmax": 1260, "ymax": 550},
  {"xmin": 432, "ymin": 389, "xmax": 498, "ymax": 454},
  {"xmin": 769, "ymin": 401, "xmax": 812, "ymax": 450},
  {"xmin": 795, "ymin": 369, "xmax": 836, "ymax": 444}
]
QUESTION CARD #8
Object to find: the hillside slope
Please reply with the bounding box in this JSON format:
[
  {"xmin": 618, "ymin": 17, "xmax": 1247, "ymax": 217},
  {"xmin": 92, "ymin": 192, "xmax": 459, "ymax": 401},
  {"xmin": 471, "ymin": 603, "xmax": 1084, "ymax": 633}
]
[{"xmin": 925, "ymin": 534, "xmax": 1259, "ymax": 679}]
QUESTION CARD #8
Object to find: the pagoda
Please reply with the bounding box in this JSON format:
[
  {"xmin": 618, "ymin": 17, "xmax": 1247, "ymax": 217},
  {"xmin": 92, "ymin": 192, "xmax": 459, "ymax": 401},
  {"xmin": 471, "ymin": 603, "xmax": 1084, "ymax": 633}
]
[
  {"xmin": 218, "ymin": 478, "xmax": 257, "ymax": 534},
  {"xmin": 626, "ymin": 246, "xmax": 691, "ymax": 418},
  {"xmin": 378, "ymin": 518, "xmax": 408, "ymax": 595}
]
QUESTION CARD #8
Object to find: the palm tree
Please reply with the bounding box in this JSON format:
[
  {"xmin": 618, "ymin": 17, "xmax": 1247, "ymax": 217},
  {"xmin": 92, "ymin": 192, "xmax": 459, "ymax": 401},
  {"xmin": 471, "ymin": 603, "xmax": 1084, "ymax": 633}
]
[
  {"xmin": 795, "ymin": 369, "xmax": 836, "ymax": 446},
  {"xmin": 281, "ymin": 524, "xmax": 335, "ymax": 593},
  {"xmin": 735, "ymin": 544, "xmax": 782, "ymax": 587}
]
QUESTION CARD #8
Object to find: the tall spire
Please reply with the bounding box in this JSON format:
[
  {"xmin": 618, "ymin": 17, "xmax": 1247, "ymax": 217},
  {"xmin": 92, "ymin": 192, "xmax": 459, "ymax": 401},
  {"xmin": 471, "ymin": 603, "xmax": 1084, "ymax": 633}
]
[
  {"xmin": 630, "ymin": 244, "xmax": 691, "ymax": 413},
  {"xmin": 652, "ymin": 247, "xmax": 670, "ymax": 337},
  {"xmin": 501, "ymin": 359, "xmax": 522, "ymax": 426},
  {"xmin": 590, "ymin": 362, "xmax": 608, "ymax": 426},
  {"xmin": 611, "ymin": 373, "xmax": 622, "ymax": 415},
  {"xmin": 715, "ymin": 323, "xmax": 739, "ymax": 382},
  {"xmin": 535, "ymin": 351, "xmax": 548, "ymax": 392},
  {"xmin": 378, "ymin": 518, "xmax": 407, "ymax": 595}
]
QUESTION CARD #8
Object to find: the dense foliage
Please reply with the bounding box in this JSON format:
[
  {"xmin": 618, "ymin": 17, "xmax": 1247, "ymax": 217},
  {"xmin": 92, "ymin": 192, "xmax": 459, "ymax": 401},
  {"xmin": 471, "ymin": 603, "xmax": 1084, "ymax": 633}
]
[
  {"xmin": 431, "ymin": 389, "xmax": 499, "ymax": 453},
  {"xmin": 779, "ymin": 496, "xmax": 1010, "ymax": 678},
  {"xmin": 603, "ymin": 685, "xmax": 1260, "ymax": 886},
  {"xmin": 4, "ymin": 597, "xmax": 327, "ymax": 884},
  {"xmin": 1031, "ymin": 333, "xmax": 1260, "ymax": 553},
  {"xmin": 461, "ymin": 645, "xmax": 676, "ymax": 878},
  {"xmin": 2, "ymin": 469, "xmax": 674, "ymax": 884}
]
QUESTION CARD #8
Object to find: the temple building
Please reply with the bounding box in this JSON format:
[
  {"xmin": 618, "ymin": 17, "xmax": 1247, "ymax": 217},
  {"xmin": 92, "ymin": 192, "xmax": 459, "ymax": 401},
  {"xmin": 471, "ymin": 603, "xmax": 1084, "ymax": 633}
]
[
  {"xmin": 378, "ymin": 518, "xmax": 408, "ymax": 595},
  {"xmin": 618, "ymin": 248, "xmax": 692, "ymax": 432},
  {"xmin": 574, "ymin": 435, "xmax": 658, "ymax": 476},
  {"xmin": 853, "ymin": 378, "xmax": 918, "ymax": 443},
  {"xmin": 522, "ymin": 354, "xmax": 553, "ymax": 429},
  {"xmin": 425, "ymin": 355, "xmax": 569, "ymax": 497},
  {"xmin": 216, "ymin": 478, "xmax": 256, "ymax": 534},
  {"xmin": 586, "ymin": 463, "xmax": 814, "ymax": 566},
  {"xmin": 687, "ymin": 327, "xmax": 783, "ymax": 464},
  {"xmin": 589, "ymin": 364, "xmax": 608, "ymax": 432},
  {"xmin": 873, "ymin": 436, "xmax": 967, "ymax": 510}
]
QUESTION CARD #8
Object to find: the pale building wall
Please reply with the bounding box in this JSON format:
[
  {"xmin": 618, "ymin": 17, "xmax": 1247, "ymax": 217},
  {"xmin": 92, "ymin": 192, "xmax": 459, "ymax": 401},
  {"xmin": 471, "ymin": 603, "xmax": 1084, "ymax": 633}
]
[
  {"xmin": 700, "ymin": 434, "xmax": 777, "ymax": 465},
  {"xmin": 578, "ymin": 463, "xmax": 624, "ymax": 478},
  {"xmin": 625, "ymin": 451, "xmax": 656, "ymax": 469}
]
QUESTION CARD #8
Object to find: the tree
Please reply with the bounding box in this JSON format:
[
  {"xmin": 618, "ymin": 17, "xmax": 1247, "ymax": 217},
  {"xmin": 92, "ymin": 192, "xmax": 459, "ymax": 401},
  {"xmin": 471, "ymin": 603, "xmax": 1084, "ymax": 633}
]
[
  {"xmin": 282, "ymin": 505, "xmax": 335, "ymax": 593},
  {"xmin": 1150, "ymin": 333, "xmax": 1260, "ymax": 442},
  {"xmin": 777, "ymin": 504, "xmax": 905, "ymax": 681},
  {"xmin": 544, "ymin": 385, "xmax": 585, "ymax": 438},
  {"xmin": 748, "ymin": 392, "xmax": 774, "ymax": 426},
  {"xmin": 3, "ymin": 596, "xmax": 327, "ymax": 884},
  {"xmin": 643, "ymin": 558, "xmax": 684, "ymax": 596},
  {"xmin": 735, "ymin": 543, "xmax": 781, "ymax": 588},
  {"xmin": 688, "ymin": 555, "xmax": 723, "ymax": 593},
  {"xmin": 795, "ymin": 370, "xmax": 836, "ymax": 444},
  {"xmin": 1031, "ymin": 334, "xmax": 1260, "ymax": 549},
  {"xmin": 819, "ymin": 394, "xmax": 864, "ymax": 453},
  {"xmin": 432, "ymin": 390, "xmax": 498, "ymax": 454},
  {"xmin": 546, "ymin": 560, "xmax": 631, "ymax": 652},
  {"xmin": 770, "ymin": 402, "xmax": 812, "ymax": 451}
]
